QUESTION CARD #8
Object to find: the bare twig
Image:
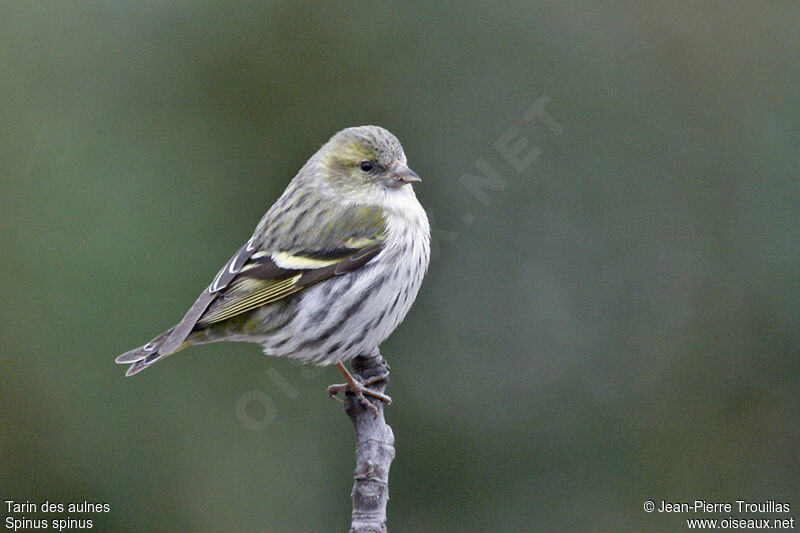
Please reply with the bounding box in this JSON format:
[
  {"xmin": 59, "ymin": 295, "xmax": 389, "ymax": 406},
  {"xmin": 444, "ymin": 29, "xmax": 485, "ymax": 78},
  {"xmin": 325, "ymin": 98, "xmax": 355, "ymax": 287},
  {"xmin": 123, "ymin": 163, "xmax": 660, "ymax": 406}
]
[{"xmin": 340, "ymin": 349, "xmax": 395, "ymax": 533}]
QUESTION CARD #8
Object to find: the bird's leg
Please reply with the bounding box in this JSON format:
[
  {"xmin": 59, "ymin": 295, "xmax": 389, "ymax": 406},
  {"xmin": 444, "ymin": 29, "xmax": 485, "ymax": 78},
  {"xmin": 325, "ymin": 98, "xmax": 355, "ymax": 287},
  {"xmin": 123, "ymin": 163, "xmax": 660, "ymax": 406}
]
[{"xmin": 328, "ymin": 361, "xmax": 391, "ymax": 417}]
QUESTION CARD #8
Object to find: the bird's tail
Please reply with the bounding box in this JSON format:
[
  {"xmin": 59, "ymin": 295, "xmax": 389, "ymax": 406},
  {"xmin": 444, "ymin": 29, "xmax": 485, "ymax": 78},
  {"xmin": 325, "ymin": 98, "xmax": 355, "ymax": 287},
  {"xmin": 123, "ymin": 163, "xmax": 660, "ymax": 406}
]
[{"xmin": 115, "ymin": 326, "xmax": 189, "ymax": 376}]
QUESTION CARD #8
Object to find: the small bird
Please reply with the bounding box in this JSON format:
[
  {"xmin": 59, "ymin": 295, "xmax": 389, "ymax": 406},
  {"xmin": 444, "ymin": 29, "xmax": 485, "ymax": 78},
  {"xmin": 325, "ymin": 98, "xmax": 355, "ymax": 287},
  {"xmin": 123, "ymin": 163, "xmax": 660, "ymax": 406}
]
[{"xmin": 116, "ymin": 125, "xmax": 430, "ymax": 407}]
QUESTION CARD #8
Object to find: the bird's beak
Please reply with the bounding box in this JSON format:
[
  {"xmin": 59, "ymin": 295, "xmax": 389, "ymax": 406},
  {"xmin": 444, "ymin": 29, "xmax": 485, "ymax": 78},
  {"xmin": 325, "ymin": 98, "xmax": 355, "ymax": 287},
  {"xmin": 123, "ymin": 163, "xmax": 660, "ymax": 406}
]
[{"xmin": 388, "ymin": 165, "xmax": 422, "ymax": 187}]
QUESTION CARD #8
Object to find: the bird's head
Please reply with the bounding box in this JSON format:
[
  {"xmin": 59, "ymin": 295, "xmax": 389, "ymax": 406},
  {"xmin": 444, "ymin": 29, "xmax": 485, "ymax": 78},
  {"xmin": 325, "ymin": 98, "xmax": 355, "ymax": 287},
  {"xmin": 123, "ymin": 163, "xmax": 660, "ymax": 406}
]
[{"xmin": 317, "ymin": 125, "xmax": 421, "ymax": 195}]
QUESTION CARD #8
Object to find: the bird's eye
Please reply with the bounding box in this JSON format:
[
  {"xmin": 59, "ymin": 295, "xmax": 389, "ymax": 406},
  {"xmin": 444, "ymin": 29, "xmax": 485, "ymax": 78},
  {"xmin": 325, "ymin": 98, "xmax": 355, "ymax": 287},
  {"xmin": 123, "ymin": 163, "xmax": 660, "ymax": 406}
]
[{"xmin": 359, "ymin": 161, "xmax": 374, "ymax": 172}]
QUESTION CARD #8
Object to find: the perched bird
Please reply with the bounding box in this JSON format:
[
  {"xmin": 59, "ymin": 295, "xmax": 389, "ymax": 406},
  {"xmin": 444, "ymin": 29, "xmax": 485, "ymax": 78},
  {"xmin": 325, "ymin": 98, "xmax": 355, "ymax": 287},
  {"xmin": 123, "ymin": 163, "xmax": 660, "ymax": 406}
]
[{"xmin": 116, "ymin": 125, "xmax": 430, "ymax": 406}]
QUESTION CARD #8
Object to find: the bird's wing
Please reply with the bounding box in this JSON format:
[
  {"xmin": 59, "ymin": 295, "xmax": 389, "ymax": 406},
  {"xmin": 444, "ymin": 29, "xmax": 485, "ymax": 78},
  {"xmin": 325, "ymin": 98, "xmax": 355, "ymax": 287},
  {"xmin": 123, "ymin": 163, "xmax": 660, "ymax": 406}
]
[
  {"xmin": 158, "ymin": 203, "xmax": 387, "ymax": 352},
  {"xmin": 196, "ymin": 241, "xmax": 383, "ymax": 326},
  {"xmin": 157, "ymin": 235, "xmax": 260, "ymax": 354}
]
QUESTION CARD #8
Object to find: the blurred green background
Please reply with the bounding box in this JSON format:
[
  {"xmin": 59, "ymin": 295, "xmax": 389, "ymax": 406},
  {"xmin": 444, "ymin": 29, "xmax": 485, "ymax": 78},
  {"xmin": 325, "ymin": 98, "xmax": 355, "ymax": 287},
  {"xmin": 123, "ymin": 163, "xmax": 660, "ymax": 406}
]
[{"xmin": 2, "ymin": 2, "xmax": 798, "ymax": 532}]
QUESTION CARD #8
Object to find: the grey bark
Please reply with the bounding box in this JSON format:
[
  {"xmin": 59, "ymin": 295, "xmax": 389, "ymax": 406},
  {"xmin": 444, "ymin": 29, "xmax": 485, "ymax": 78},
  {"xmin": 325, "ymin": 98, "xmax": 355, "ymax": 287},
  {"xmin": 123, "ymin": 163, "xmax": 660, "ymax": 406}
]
[{"xmin": 343, "ymin": 349, "xmax": 395, "ymax": 533}]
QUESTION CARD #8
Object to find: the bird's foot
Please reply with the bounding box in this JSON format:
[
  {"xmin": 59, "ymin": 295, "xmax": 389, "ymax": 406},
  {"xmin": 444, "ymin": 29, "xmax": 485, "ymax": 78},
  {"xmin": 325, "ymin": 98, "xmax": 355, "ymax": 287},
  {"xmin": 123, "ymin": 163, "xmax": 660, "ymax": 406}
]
[{"xmin": 328, "ymin": 362, "xmax": 391, "ymax": 418}]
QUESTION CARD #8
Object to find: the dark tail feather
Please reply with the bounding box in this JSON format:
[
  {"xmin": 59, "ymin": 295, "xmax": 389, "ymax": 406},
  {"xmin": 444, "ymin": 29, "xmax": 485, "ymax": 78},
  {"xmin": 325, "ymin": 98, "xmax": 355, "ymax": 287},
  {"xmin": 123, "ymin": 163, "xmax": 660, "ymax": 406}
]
[{"xmin": 115, "ymin": 327, "xmax": 178, "ymax": 376}]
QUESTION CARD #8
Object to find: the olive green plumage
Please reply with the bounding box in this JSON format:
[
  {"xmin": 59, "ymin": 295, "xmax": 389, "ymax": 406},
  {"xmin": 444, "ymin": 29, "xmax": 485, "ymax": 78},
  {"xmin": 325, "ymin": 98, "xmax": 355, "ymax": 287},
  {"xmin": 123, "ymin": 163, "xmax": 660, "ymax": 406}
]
[{"xmin": 116, "ymin": 125, "xmax": 430, "ymax": 376}]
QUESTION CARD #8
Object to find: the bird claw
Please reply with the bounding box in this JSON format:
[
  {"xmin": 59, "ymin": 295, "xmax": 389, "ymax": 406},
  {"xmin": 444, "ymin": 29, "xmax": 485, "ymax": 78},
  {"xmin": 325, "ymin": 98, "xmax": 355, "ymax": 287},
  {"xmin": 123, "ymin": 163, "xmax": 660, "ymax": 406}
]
[{"xmin": 327, "ymin": 375, "xmax": 391, "ymax": 418}]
